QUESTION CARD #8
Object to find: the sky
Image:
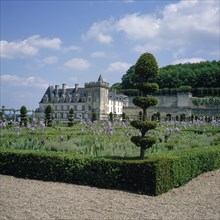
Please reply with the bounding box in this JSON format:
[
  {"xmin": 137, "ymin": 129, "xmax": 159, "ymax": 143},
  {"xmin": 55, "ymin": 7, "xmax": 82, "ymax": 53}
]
[{"xmin": 0, "ymin": 0, "xmax": 219, "ymax": 111}]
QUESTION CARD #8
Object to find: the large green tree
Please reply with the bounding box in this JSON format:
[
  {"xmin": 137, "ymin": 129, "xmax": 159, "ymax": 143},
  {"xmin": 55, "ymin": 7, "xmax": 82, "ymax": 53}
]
[
  {"xmin": 121, "ymin": 65, "xmax": 135, "ymax": 89},
  {"xmin": 119, "ymin": 60, "xmax": 220, "ymax": 96},
  {"xmin": 131, "ymin": 53, "xmax": 159, "ymax": 159}
]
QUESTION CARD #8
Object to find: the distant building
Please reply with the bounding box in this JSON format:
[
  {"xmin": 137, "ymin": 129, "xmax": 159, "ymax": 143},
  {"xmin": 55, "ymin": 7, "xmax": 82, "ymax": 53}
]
[
  {"xmin": 36, "ymin": 75, "xmax": 220, "ymax": 123},
  {"xmin": 36, "ymin": 75, "xmax": 128, "ymax": 122}
]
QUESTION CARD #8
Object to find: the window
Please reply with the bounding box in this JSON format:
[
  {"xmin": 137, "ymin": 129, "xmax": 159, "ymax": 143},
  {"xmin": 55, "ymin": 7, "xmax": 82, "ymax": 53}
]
[
  {"xmin": 82, "ymin": 105, "xmax": 85, "ymax": 111},
  {"xmin": 74, "ymin": 105, "xmax": 77, "ymax": 111}
]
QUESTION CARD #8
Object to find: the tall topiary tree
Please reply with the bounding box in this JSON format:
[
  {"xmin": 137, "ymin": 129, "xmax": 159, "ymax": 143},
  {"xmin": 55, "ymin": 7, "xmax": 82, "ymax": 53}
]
[
  {"xmin": 131, "ymin": 53, "xmax": 159, "ymax": 159},
  {"xmin": 20, "ymin": 105, "xmax": 28, "ymax": 126},
  {"xmin": 68, "ymin": 108, "xmax": 74, "ymax": 127},
  {"xmin": 44, "ymin": 105, "xmax": 52, "ymax": 127}
]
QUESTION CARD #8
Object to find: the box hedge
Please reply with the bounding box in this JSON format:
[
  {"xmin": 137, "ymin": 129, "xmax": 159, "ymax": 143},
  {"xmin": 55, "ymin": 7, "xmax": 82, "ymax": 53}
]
[{"xmin": 0, "ymin": 145, "xmax": 219, "ymax": 196}]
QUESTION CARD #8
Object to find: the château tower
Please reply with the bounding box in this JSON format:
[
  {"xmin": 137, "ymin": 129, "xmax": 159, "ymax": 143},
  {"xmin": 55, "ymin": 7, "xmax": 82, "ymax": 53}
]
[{"xmin": 85, "ymin": 75, "xmax": 109, "ymax": 119}]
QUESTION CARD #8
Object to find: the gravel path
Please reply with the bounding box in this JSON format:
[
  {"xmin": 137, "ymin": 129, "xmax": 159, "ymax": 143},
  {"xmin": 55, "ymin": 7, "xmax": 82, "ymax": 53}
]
[{"xmin": 0, "ymin": 169, "xmax": 220, "ymax": 220}]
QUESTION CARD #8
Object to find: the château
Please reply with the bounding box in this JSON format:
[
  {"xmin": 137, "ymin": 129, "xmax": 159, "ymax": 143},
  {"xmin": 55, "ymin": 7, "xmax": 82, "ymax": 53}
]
[{"xmin": 36, "ymin": 75, "xmax": 128, "ymax": 122}]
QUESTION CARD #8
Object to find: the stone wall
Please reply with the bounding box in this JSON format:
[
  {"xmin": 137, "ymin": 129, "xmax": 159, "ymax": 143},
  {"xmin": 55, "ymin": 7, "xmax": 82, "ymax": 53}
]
[{"xmin": 124, "ymin": 93, "xmax": 220, "ymax": 118}]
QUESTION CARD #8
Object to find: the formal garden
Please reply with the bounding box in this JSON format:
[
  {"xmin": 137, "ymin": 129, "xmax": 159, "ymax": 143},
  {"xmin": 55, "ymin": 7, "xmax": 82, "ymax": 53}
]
[
  {"xmin": 0, "ymin": 117, "xmax": 219, "ymax": 157},
  {"xmin": 1, "ymin": 53, "xmax": 220, "ymax": 196}
]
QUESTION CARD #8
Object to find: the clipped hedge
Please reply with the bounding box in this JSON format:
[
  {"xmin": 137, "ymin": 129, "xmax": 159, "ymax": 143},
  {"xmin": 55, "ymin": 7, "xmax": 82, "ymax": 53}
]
[{"xmin": 0, "ymin": 146, "xmax": 220, "ymax": 196}]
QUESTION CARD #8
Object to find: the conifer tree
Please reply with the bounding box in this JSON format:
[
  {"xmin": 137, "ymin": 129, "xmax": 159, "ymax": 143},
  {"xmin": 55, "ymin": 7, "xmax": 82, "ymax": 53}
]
[
  {"xmin": 68, "ymin": 108, "xmax": 74, "ymax": 127},
  {"xmin": 91, "ymin": 112, "xmax": 97, "ymax": 122},
  {"xmin": 44, "ymin": 105, "xmax": 52, "ymax": 127},
  {"xmin": 20, "ymin": 105, "xmax": 28, "ymax": 126},
  {"xmin": 131, "ymin": 53, "xmax": 159, "ymax": 159}
]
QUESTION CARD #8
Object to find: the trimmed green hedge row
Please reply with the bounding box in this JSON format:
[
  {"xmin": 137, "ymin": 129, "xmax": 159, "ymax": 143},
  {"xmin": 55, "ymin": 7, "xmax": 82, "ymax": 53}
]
[{"xmin": 0, "ymin": 146, "xmax": 219, "ymax": 196}]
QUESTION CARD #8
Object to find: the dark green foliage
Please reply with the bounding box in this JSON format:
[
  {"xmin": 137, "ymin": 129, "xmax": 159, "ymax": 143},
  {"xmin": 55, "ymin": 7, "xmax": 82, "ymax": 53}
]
[
  {"xmin": 68, "ymin": 108, "xmax": 74, "ymax": 127},
  {"xmin": 91, "ymin": 112, "xmax": 97, "ymax": 122},
  {"xmin": 122, "ymin": 112, "xmax": 126, "ymax": 121},
  {"xmin": 177, "ymin": 85, "xmax": 192, "ymax": 93},
  {"xmin": 0, "ymin": 146, "xmax": 219, "ymax": 196},
  {"xmin": 131, "ymin": 121, "xmax": 157, "ymax": 136},
  {"xmin": 131, "ymin": 53, "xmax": 159, "ymax": 159},
  {"xmin": 133, "ymin": 97, "xmax": 159, "ymax": 110},
  {"xmin": 116, "ymin": 89, "xmax": 139, "ymax": 96},
  {"xmin": 131, "ymin": 136, "xmax": 157, "ymax": 148},
  {"xmin": 44, "ymin": 105, "xmax": 52, "ymax": 127},
  {"xmin": 138, "ymin": 111, "xmax": 143, "ymax": 120},
  {"xmin": 119, "ymin": 60, "xmax": 220, "ymax": 97},
  {"xmin": 137, "ymin": 82, "xmax": 159, "ymax": 94},
  {"xmin": 109, "ymin": 112, "xmax": 113, "ymax": 122},
  {"xmin": 20, "ymin": 106, "xmax": 28, "ymax": 126},
  {"xmin": 121, "ymin": 65, "xmax": 136, "ymax": 89},
  {"xmin": 135, "ymin": 53, "xmax": 159, "ymax": 81},
  {"xmin": 110, "ymin": 83, "xmax": 121, "ymax": 91},
  {"xmin": 158, "ymin": 60, "xmax": 220, "ymax": 89}
]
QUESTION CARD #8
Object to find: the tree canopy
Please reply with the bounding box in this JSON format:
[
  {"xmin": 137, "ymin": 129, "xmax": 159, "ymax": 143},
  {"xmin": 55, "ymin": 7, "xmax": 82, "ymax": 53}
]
[{"xmin": 115, "ymin": 60, "xmax": 220, "ymax": 96}]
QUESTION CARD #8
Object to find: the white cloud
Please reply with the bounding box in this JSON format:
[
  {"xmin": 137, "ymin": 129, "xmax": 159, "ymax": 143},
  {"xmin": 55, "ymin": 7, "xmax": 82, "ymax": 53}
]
[
  {"xmin": 133, "ymin": 43, "xmax": 160, "ymax": 54},
  {"xmin": 107, "ymin": 61, "xmax": 131, "ymax": 72},
  {"xmin": 83, "ymin": 0, "xmax": 218, "ymax": 58},
  {"xmin": 116, "ymin": 13, "xmax": 160, "ymax": 40},
  {"xmin": 26, "ymin": 35, "xmax": 61, "ymax": 50},
  {"xmin": 97, "ymin": 33, "xmax": 112, "ymax": 44},
  {"xmin": 82, "ymin": 19, "xmax": 114, "ymax": 44},
  {"xmin": 90, "ymin": 51, "xmax": 106, "ymax": 58},
  {"xmin": 42, "ymin": 56, "xmax": 58, "ymax": 65},
  {"xmin": 1, "ymin": 35, "xmax": 62, "ymax": 59},
  {"xmin": 0, "ymin": 40, "xmax": 38, "ymax": 58},
  {"xmin": 162, "ymin": 0, "xmax": 219, "ymax": 35},
  {"xmin": 0, "ymin": 74, "xmax": 48, "ymax": 89},
  {"xmin": 172, "ymin": 58, "xmax": 206, "ymax": 65},
  {"xmin": 62, "ymin": 45, "xmax": 82, "ymax": 52},
  {"xmin": 64, "ymin": 58, "xmax": 90, "ymax": 71}
]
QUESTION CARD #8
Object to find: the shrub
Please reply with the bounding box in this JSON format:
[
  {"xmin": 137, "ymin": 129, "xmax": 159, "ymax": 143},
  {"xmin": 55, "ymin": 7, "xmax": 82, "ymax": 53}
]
[
  {"xmin": 68, "ymin": 108, "xmax": 74, "ymax": 127},
  {"xmin": 20, "ymin": 106, "xmax": 28, "ymax": 126},
  {"xmin": 0, "ymin": 145, "xmax": 219, "ymax": 196}
]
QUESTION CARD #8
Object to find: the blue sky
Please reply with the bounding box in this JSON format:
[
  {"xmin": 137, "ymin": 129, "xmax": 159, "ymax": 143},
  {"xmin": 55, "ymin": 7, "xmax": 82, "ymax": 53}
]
[{"xmin": 1, "ymin": 0, "xmax": 219, "ymax": 110}]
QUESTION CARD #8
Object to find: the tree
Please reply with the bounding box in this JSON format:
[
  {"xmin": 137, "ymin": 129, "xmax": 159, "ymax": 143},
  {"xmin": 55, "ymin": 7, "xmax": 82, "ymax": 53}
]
[
  {"xmin": 20, "ymin": 105, "xmax": 28, "ymax": 126},
  {"xmin": 130, "ymin": 53, "xmax": 159, "ymax": 159},
  {"xmin": 44, "ymin": 105, "xmax": 52, "ymax": 127},
  {"xmin": 121, "ymin": 65, "xmax": 136, "ymax": 89},
  {"xmin": 110, "ymin": 83, "xmax": 121, "ymax": 91},
  {"xmin": 120, "ymin": 60, "xmax": 220, "ymax": 96},
  {"xmin": 68, "ymin": 108, "xmax": 74, "ymax": 127},
  {"xmin": 122, "ymin": 112, "xmax": 126, "ymax": 121},
  {"xmin": 109, "ymin": 112, "xmax": 113, "ymax": 122},
  {"xmin": 91, "ymin": 112, "xmax": 97, "ymax": 122}
]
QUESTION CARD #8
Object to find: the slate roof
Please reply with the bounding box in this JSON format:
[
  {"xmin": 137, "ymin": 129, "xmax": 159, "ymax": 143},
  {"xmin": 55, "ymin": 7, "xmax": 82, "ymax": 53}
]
[{"xmin": 40, "ymin": 86, "xmax": 86, "ymax": 103}]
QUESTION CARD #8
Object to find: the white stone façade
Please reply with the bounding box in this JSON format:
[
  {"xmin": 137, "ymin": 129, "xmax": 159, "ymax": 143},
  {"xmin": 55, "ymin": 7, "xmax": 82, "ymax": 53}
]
[{"xmin": 36, "ymin": 75, "xmax": 128, "ymax": 122}]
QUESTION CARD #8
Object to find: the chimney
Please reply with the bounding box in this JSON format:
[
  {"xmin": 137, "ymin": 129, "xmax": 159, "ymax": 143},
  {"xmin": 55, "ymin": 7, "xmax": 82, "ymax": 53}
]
[
  {"xmin": 62, "ymin": 83, "xmax": 66, "ymax": 94},
  {"xmin": 75, "ymin": 84, "xmax": 79, "ymax": 91},
  {"xmin": 55, "ymin": 85, "xmax": 59, "ymax": 90}
]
